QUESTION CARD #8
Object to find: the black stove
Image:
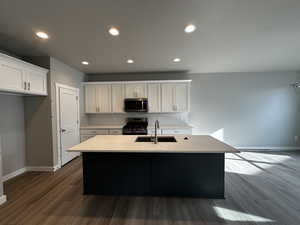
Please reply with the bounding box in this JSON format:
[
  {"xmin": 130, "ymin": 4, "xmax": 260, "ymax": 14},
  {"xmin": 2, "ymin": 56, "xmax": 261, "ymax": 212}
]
[{"xmin": 122, "ymin": 118, "xmax": 148, "ymax": 135}]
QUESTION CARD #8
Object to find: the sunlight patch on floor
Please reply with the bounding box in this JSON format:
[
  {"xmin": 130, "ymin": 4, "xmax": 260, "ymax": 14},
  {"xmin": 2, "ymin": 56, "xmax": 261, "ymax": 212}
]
[
  {"xmin": 213, "ymin": 206, "xmax": 274, "ymax": 222},
  {"xmin": 225, "ymin": 152, "xmax": 290, "ymax": 175}
]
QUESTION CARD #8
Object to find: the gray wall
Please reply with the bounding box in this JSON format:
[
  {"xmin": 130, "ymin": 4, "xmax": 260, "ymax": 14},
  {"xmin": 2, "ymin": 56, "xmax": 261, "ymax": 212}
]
[
  {"xmin": 25, "ymin": 57, "xmax": 86, "ymax": 167},
  {"xmin": 24, "ymin": 57, "xmax": 53, "ymax": 167},
  {"xmin": 50, "ymin": 57, "xmax": 86, "ymax": 166},
  {"xmin": 0, "ymin": 95, "xmax": 26, "ymax": 176},
  {"xmin": 87, "ymin": 72, "xmax": 300, "ymax": 148}
]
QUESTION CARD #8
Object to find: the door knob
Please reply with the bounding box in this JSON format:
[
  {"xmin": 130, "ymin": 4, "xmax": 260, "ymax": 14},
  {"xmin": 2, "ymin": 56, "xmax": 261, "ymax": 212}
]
[{"xmin": 61, "ymin": 129, "xmax": 66, "ymax": 133}]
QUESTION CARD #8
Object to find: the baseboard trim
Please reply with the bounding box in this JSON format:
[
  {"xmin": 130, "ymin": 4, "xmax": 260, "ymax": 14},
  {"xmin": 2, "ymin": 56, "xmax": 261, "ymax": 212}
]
[
  {"xmin": 26, "ymin": 166, "xmax": 58, "ymax": 172},
  {"xmin": 2, "ymin": 167, "xmax": 27, "ymax": 182},
  {"xmin": 236, "ymin": 146, "xmax": 300, "ymax": 151},
  {"xmin": 0, "ymin": 195, "xmax": 7, "ymax": 205},
  {"xmin": 2, "ymin": 165, "xmax": 60, "ymax": 182}
]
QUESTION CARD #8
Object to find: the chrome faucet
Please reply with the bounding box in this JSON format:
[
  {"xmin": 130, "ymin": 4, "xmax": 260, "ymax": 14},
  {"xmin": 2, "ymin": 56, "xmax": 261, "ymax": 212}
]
[{"xmin": 154, "ymin": 120, "xmax": 160, "ymax": 144}]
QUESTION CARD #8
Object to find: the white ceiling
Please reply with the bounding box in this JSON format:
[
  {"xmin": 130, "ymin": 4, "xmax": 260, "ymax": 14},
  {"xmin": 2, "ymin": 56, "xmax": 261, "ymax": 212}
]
[{"xmin": 0, "ymin": 0, "xmax": 300, "ymax": 74}]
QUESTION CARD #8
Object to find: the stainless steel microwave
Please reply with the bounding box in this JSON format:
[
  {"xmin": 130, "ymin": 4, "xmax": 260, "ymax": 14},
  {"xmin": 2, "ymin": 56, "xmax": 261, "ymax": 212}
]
[{"xmin": 124, "ymin": 98, "xmax": 148, "ymax": 112}]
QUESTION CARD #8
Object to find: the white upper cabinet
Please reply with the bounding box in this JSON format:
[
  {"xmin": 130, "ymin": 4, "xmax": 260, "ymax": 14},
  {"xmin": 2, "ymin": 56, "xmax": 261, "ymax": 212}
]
[
  {"xmin": 111, "ymin": 84, "xmax": 125, "ymax": 113},
  {"xmin": 161, "ymin": 83, "xmax": 190, "ymax": 113},
  {"xmin": 0, "ymin": 59, "xmax": 25, "ymax": 92},
  {"xmin": 85, "ymin": 85, "xmax": 97, "ymax": 113},
  {"xmin": 96, "ymin": 84, "xmax": 111, "ymax": 113},
  {"xmin": 85, "ymin": 84, "xmax": 112, "ymax": 113},
  {"xmin": 125, "ymin": 83, "xmax": 147, "ymax": 98},
  {"xmin": 0, "ymin": 53, "xmax": 48, "ymax": 95},
  {"xmin": 84, "ymin": 80, "xmax": 190, "ymax": 114},
  {"xmin": 25, "ymin": 69, "xmax": 47, "ymax": 95},
  {"xmin": 147, "ymin": 83, "xmax": 161, "ymax": 112}
]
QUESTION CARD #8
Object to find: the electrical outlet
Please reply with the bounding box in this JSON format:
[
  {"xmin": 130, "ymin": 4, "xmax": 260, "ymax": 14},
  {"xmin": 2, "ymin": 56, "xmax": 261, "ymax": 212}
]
[{"xmin": 294, "ymin": 136, "xmax": 299, "ymax": 142}]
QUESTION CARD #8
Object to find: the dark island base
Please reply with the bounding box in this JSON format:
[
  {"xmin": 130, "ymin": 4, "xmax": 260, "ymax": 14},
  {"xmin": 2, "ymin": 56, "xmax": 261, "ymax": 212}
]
[{"xmin": 82, "ymin": 152, "xmax": 225, "ymax": 198}]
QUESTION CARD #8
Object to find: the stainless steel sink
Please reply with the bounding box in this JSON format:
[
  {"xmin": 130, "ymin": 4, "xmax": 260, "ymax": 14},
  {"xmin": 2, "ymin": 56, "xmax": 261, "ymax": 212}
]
[{"xmin": 135, "ymin": 136, "xmax": 177, "ymax": 142}]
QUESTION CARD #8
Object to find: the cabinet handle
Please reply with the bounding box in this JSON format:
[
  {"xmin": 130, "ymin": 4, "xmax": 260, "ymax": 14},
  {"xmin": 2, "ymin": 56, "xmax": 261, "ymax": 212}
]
[
  {"xmin": 28, "ymin": 82, "xmax": 30, "ymax": 91},
  {"xmin": 24, "ymin": 82, "xmax": 27, "ymax": 90}
]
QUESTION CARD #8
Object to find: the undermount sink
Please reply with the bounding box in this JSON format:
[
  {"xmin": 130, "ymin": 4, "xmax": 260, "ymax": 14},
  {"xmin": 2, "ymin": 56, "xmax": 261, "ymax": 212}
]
[{"xmin": 135, "ymin": 136, "xmax": 177, "ymax": 143}]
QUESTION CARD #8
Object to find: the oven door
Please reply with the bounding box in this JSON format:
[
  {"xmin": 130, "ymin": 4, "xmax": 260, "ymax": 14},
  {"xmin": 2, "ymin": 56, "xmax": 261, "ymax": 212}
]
[{"xmin": 124, "ymin": 98, "xmax": 148, "ymax": 112}]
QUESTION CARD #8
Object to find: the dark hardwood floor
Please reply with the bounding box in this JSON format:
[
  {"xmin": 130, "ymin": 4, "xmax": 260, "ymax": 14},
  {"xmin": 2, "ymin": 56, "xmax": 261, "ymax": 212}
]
[{"xmin": 1, "ymin": 151, "xmax": 300, "ymax": 225}]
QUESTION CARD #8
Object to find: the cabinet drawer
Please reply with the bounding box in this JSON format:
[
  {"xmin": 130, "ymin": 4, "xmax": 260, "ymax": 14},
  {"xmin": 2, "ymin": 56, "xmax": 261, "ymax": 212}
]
[
  {"xmin": 161, "ymin": 129, "xmax": 192, "ymax": 135},
  {"xmin": 80, "ymin": 135, "xmax": 95, "ymax": 142},
  {"xmin": 109, "ymin": 129, "xmax": 122, "ymax": 135},
  {"xmin": 80, "ymin": 129, "xmax": 109, "ymax": 135}
]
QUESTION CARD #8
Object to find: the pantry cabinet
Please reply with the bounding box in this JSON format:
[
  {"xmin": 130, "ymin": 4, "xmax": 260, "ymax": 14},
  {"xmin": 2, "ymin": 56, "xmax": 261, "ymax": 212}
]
[{"xmin": 0, "ymin": 53, "xmax": 48, "ymax": 95}]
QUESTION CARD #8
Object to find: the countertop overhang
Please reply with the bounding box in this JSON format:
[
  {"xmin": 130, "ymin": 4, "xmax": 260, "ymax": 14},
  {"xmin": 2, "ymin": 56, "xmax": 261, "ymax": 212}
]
[{"xmin": 68, "ymin": 135, "xmax": 239, "ymax": 153}]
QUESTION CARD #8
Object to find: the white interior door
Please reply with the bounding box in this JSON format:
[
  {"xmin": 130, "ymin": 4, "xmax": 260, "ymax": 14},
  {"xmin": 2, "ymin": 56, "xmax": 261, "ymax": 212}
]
[{"xmin": 58, "ymin": 86, "xmax": 80, "ymax": 166}]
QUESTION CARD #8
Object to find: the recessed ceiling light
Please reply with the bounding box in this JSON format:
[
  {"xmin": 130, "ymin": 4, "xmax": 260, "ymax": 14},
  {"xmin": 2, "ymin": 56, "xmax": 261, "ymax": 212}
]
[
  {"xmin": 81, "ymin": 61, "xmax": 89, "ymax": 65},
  {"xmin": 127, "ymin": 59, "xmax": 134, "ymax": 64},
  {"xmin": 173, "ymin": 58, "xmax": 181, "ymax": 63},
  {"xmin": 184, "ymin": 24, "xmax": 196, "ymax": 33},
  {"xmin": 36, "ymin": 31, "xmax": 49, "ymax": 39},
  {"xmin": 108, "ymin": 27, "xmax": 120, "ymax": 36}
]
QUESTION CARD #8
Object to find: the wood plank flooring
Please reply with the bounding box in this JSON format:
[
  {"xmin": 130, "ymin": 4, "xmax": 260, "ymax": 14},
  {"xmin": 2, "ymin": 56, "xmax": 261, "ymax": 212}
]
[{"xmin": 1, "ymin": 151, "xmax": 300, "ymax": 225}]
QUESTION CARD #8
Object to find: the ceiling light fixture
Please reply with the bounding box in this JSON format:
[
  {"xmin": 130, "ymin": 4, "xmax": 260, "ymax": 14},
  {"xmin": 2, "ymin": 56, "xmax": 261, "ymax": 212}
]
[
  {"xmin": 108, "ymin": 27, "xmax": 120, "ymax": 36},
  {"xmin": 127, "ymin": 59, "xmax": 134, "ymax": 64},
  {"xmin": 35, "ymin": 31, "xmax": 49, "ymax": 39},
  {"xmin": 81, "ymin": 61, "xmax": 89, "ymax": 65},
  {"xmin": 184, "ymin": 24, "xmax": 196, "ymax": 33},
  {"xmin": 173, "ymin": 58, "xmax": 181, "ymax": 63}
]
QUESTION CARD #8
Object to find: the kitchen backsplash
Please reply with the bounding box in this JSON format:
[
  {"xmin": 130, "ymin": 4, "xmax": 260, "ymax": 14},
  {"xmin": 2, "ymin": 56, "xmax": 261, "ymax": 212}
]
[{"xmin": 87, "ymin": 113, "xmax": 190, "ymax": 126}]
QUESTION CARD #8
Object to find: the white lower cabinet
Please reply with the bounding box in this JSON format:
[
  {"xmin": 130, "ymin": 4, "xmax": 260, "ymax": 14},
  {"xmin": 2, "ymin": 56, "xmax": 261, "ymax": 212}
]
[
  {"xmin": 161, "ymin": 129, "xmax": 192, "ymax": 135},
  {"xmin": 109, "ymin": 129, "xmax": 122, "ymax": 135},
  {"xmin": 148, "ymin": 128, "xmax": 192, "ymax": 135},
  {"xmin": 80, "ymin": 128, "xmax": 122, "ymax": 142}
]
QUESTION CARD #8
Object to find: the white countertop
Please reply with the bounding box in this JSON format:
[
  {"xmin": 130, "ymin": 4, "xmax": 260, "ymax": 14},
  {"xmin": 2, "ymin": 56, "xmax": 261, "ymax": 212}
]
[{"xmin": 69, "ymin": 135, "xmax": 239, "ymax": 153}]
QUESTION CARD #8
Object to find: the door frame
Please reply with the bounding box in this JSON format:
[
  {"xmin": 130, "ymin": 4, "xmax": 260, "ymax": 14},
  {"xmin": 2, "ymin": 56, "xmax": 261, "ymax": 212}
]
[{"xmin": 55, "ymin": 83, "xmax": 80, "ymax": 168}]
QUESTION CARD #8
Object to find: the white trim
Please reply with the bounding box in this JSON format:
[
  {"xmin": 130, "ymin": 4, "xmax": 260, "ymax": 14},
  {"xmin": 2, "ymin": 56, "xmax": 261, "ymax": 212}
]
[
  {"xmin": 0, "ymin": 195, "xmax": 7, "ymax": 205},
  {"xmin": 55, "ymin": 83, "xmax": 80, "ymax": 167},
  {"xmin": 2, "ymin": 165, "xmax": 60, "ymax": 182},
  {"xmin": 53, "ymin": 164, "xmax": 60, "ymax": 172},
  {"xmin": 0, "ymin": 52, "xmax": 49, "ymax": 73},
  {"xmin": 2, "ymin": 167, "xmax": 27, "ymax": 182},
  {"xmin": 236, "ymin": 146, "xmax": 300, "ymax": 151},
  {"xmin": 26, "ymin": 166, "xmax": 57, "ymax": 172},
  {"xmin": 83, "ymin": 80, "xmax": 192, "ymax": 85}
]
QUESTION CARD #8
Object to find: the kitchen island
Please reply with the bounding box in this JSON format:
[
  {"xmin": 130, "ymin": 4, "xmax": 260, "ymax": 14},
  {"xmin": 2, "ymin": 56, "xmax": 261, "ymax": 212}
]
[{"xmin": 69, "ymin": 135, "xmax": 239, "ymax": 198}]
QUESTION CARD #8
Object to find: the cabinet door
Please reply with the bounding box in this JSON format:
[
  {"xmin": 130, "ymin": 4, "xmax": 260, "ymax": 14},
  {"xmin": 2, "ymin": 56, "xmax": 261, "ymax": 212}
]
[
  {"xmin": 174, "ymin": 83, "xmax": 189, "ymax": 112},
  {"xmin": 125, "ymin": 83, "xmax": 147, "ymax": 98},
  {"xmin": 161, "ymin": 83, "xmax": 189, "ymax": 112},
  {"xmin": 161, "ymin": 83, "xmax": 174, "ymax": 112},
  {"xmin": 96, "ymin": 84, "xmax": 112, "ymax": 113},
  {"xmin": 147, "ymin": 83, "xmax": 161, "ymax": 112},
  {"xmin": 111, "ymin": 84, "xmax": 124, "ymax": 112},
  {"xmin": 85, "ymin": 85, "xmax": 97, "ymax": 113},
  {"xmin": 0, "ymin": 60, "xmax": 25, "ymax": 92},
  {"xmin": 26, "ymin": 69, "xmax": 47, "ymax": 95}
]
